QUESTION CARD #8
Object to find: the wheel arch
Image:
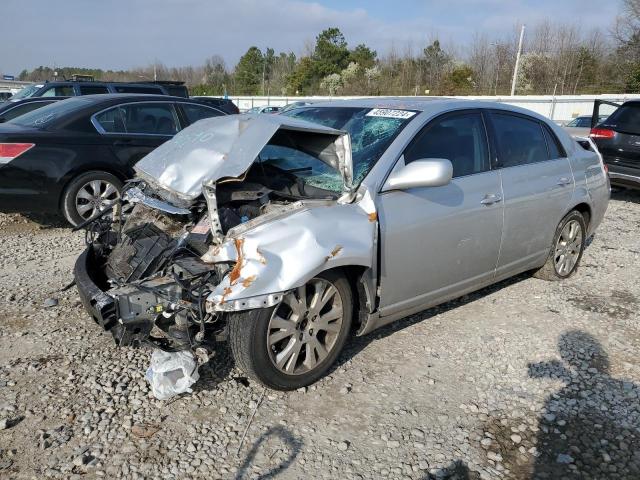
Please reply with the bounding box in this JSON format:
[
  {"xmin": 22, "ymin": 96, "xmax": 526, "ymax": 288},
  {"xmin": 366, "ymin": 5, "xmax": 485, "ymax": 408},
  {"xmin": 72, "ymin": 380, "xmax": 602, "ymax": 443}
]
[
  {"xmin": 569, "ymin": 202, "xmax": 592, "ymax": 229},
  {"xmin": 320, "ymin": 265, "xmax": 372, "ymax": 334},
  {"xmin": 57, "ymin": 167, "xmax": 128, "ymax": 210}
]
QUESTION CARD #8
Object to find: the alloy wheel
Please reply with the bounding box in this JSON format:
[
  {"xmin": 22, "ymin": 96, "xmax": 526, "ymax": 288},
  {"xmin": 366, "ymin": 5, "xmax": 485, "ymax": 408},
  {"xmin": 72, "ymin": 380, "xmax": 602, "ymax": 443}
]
[
  {"xmin": 267, "ymin": 278, "xmax": 344, "ymax": 375},
  {"xmin": 75, "ymin": 179, "xmax": 119, "ymax": 220},
  {"xmin": 553, "ymin": 219, "xmax": 583, "ymax": 276}
]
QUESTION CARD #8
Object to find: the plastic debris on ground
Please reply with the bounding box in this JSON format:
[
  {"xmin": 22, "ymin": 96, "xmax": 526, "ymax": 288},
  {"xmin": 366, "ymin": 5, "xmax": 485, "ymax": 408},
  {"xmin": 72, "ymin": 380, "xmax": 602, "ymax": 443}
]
[{"xmin": 145, "ymin": 350, "xmax": 200, "ymax": 400}]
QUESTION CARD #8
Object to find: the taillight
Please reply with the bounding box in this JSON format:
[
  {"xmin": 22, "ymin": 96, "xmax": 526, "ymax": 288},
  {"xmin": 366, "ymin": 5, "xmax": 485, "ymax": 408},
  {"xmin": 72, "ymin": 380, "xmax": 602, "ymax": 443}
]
[
  {"xmin": 0, "ymin": 143, "xmax": 35, "ymax": 164},
  {"xmin": 589, "ymin": 128, "xmax": 615, "ymax": 139}
]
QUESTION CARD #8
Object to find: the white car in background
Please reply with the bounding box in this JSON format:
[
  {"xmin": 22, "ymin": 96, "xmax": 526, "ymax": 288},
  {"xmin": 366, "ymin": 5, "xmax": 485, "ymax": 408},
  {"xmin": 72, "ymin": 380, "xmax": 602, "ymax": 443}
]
[
  {"xmin": 562, "ymin": 115, "xmax": 608, "ymax": 137},
  {"xmin": 244, "ymin": 105, "xmax": 281, "ymax": 114}
]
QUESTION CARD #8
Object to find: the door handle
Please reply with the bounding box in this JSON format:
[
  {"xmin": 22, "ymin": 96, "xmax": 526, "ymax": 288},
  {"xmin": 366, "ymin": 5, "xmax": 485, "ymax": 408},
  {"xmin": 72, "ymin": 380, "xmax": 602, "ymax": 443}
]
[
  {"xmin": 113, "ymin": 139, "xmax": 134, "ymax": 146},
  {"xmin": 557, "ymin": 177, "xmax": 571, "ymax": 186},
  {"xmin": 480, "ymin": 193, "xmax": 503, "ymax": 205}
]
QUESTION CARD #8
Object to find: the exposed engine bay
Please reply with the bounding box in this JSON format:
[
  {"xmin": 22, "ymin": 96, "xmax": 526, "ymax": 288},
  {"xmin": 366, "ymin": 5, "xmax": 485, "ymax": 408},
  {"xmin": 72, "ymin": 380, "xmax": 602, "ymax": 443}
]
[{"xmin": 84, "ymin": 160, "xmax": 338, "ymax": 352}]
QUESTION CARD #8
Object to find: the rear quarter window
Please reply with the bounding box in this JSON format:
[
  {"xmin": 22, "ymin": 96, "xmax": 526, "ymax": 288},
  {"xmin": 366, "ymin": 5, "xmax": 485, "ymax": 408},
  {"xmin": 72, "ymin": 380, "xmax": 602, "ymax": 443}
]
[
  {"xmin": 165, "ymin": 85, "xmax": 189, "ymax": 97},
  {"xmin": 542, "ymin": 124, "xmax": 567, "ymax": 159}
]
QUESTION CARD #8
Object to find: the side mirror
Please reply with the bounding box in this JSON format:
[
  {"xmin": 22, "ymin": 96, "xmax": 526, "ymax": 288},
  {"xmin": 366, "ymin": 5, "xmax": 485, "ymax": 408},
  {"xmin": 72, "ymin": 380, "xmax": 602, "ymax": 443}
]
[
  {"xmin": 384, "ymin": 158, "xmax": 453, "ymax": 191},
  {"xmin": 0, "ymin": 117, "xmax": 5, "ymax": 124}
]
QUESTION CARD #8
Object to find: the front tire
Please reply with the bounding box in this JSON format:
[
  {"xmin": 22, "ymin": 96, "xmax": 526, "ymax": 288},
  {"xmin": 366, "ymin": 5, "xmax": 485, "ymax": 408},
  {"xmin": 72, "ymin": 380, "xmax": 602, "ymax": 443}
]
[
  {"xmin": 228, "ymin": 270, "xmax": 353, "ymax": 390},
  {"xmin": 61, "ymin": 171, "xmax": 122, "ymax": 227},
  {"xmin": 534, "ymin": 210, "xmax": 587, "ymax": 281}
]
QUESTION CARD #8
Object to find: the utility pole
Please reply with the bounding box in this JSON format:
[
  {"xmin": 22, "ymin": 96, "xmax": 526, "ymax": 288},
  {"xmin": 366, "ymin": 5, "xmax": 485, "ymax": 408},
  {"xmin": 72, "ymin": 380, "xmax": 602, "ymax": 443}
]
[
  {"xmin": 153, "ymin": 64, "xmax": 157, "ymax": 82},
  {"xmin": 510, "ymin": 24, "xmax": 525, "ymax": 96},
  {"xmin": 490, "ymin": 42, "xmax": 500, "ymax": 95}
]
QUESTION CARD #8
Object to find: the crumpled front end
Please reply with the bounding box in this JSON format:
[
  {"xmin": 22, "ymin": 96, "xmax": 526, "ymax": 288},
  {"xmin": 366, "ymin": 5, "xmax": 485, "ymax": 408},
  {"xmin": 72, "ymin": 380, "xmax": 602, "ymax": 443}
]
[
  {"xmin": 202, "ymin": 191, "xmax": 377, "ymax": 312},
  {"xmin": 74, "ymin": 116, "xmax": 377, "ymax": 355}
]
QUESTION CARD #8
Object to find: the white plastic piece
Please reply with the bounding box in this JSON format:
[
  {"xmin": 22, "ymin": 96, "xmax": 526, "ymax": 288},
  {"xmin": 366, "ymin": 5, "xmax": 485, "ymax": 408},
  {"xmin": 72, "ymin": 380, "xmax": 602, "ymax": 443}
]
[{"xmin": 145, "ymin": 350, "xmax": 200, "ymax": 400}]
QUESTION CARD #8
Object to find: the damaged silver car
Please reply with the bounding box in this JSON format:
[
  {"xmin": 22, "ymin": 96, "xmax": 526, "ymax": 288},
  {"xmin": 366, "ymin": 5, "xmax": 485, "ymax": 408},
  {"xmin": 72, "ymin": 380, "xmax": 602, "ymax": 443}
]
[{"xmin": 74, "ymin": 99, "xmax": 610, "ymax": 390}]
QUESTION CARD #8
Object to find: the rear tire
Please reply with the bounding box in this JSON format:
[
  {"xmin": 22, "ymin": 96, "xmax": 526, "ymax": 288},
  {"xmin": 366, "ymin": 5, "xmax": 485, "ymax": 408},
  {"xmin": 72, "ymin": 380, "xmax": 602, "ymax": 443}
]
[
  {"xmin": 61, "ymin": 171, "xmax": 122, "ymax": 227},
  {"xmin": 534, "ymin": 210, "xmax": 586, "ymax": 281},
  {"xmin": 228, "ymin": 270, "xmax": 353, "ymax": 390}
]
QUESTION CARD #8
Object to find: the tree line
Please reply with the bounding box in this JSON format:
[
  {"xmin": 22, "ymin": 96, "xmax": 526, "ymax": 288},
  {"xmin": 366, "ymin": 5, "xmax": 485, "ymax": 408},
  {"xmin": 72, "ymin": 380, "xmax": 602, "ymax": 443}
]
[{"xmin": 16, "ymin": 1, "xmax": 640, "ymax": 97}]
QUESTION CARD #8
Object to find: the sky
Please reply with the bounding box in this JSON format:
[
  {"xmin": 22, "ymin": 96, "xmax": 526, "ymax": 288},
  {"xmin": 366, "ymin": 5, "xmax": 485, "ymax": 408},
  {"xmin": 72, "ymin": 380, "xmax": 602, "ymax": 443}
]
[{"xmin": 0, "ymin": 0, "xmax": 621, "ymax": 75}]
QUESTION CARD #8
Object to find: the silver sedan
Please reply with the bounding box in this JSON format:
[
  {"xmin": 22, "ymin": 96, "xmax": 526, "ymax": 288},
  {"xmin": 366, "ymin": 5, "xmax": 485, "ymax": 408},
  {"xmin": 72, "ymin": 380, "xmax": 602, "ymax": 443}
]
[{"xmin": 75, "ymin": 98, "xmax": 610, "ymax": 390}]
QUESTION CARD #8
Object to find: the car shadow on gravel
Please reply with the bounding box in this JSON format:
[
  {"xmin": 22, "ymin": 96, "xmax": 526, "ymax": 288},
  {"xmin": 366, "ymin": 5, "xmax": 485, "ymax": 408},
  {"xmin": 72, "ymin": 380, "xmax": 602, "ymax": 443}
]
[
  {"xmin": 421, "ymin": 459, "xmax": 479, "ymax": 479},
  {"xmin": 526, "ymin": 330, "xmax": 640, "ymax": 479},
  {"xmin": 333, "ymin": 272, "xmax": 532, "ymax": 374},
  {"xmin": 21, "ymin": 213, "xmax": 69, "ymax": 229},
  {"xmin": 234, "ymin": 425, "xmax": 303, "ymax": 480}
]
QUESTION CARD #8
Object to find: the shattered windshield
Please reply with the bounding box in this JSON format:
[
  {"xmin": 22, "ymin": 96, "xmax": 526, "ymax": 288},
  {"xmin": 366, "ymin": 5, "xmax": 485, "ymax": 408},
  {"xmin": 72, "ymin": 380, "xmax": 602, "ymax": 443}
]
[
  {"xmin": 259, "ymin": 144, "xmax": 344, "ymax": 193},
  {"xmin": 284, "ymin": 106, "xmax": 417, "ymax": 190}
]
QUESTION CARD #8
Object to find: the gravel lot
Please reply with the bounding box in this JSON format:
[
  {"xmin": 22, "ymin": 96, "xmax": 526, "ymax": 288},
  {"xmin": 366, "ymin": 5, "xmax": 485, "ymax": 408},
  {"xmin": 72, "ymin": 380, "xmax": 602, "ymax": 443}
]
[{"xmin": 0, "ymin": 190, "xmax": 638, "ymax": 480}]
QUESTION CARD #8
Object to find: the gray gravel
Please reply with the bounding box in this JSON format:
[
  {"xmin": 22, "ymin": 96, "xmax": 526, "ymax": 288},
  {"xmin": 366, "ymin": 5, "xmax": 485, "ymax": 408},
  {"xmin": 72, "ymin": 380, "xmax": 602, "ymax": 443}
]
[{"xmin": 0, "ymin": 190, "xmax": 639, "ymax": 479}]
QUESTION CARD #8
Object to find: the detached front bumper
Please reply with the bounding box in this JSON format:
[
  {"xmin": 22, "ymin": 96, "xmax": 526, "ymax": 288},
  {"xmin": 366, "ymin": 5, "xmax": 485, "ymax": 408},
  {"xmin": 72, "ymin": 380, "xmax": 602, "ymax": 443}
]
[{"xmin": 74, "ymin": 246, "xmax": 153, "ymax": 347}]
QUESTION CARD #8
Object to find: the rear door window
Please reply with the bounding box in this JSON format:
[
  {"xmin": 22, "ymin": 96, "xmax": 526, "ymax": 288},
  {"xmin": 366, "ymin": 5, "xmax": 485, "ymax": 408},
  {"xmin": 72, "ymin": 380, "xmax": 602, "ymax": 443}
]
[
  {"xmin": 491, "ymin": 113, "xmax": 549, "ymax": 167},
  {"xmin": 94, "ymin": 102, "xmax": 179, "ymax": 135},
  {"xmin": 79, "ymin": 85, "xmax": 109, "ymax": 95},
  {"xmin": 41, "ymin": 85, "xmax": 75, "ymax": 97},
  {"xmin": 404, "ymin": 111, "xmax": 490, "ymax": 178}
]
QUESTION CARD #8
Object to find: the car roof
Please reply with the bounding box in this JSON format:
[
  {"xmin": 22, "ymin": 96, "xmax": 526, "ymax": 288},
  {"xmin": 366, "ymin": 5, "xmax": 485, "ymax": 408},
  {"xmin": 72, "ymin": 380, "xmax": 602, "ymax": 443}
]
[
  {"xmin": 38, "ymin": 80, "xmax": 184, "ymax": 86},
  {"xmin": 191, "ymin": 96, "xmax": 233, "ymax": 101},
  {"xmin": 65, "ymin": 93, "xmax": 202, "ymax": 106},
  {"xmin": 305, "ymin": 97, "xmax": 554, "ymax": 121},
  {"xmin": 11, "ymin": 94, "xmax": 217, "ymax": 123}
]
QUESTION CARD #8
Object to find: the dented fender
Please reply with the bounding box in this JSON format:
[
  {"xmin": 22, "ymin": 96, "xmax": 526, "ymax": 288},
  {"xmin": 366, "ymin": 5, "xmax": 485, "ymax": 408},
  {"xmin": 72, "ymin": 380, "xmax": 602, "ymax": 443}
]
[{"xmin": 203, "ymin": 190, "xmax": 378, "ymax": 312}]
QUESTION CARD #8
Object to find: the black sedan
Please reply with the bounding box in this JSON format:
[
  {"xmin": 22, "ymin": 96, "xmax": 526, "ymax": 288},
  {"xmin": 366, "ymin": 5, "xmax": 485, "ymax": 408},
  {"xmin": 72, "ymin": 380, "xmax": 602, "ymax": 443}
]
[{"xmin": 0, "ymin": 94, "xmax": 227, "ymax": 225}]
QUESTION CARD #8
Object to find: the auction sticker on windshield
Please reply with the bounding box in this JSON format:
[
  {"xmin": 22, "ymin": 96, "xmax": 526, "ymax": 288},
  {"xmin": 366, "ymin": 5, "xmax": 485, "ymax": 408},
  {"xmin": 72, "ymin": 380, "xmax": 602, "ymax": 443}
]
[{"xmin": 366, "ymin": 108, "xmax": 417, "ymax": 119}]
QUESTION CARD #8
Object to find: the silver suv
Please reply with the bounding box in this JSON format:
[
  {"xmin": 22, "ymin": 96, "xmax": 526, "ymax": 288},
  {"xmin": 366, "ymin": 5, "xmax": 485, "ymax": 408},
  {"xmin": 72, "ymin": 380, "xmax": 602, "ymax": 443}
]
[{"xmin": 74, "ymin": 99, "xmax": 610, "ymax": 390}]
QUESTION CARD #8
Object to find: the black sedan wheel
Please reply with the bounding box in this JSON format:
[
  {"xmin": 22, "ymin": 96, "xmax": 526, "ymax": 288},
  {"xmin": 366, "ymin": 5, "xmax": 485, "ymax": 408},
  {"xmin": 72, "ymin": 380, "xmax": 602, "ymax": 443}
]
[
  {"xmin": 62, "ymin": 171, "xmax": 122, "ymax": 227},
  {"xmin": 228, "ymin": 270, "xmax": 353, "ymax": 390}
]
